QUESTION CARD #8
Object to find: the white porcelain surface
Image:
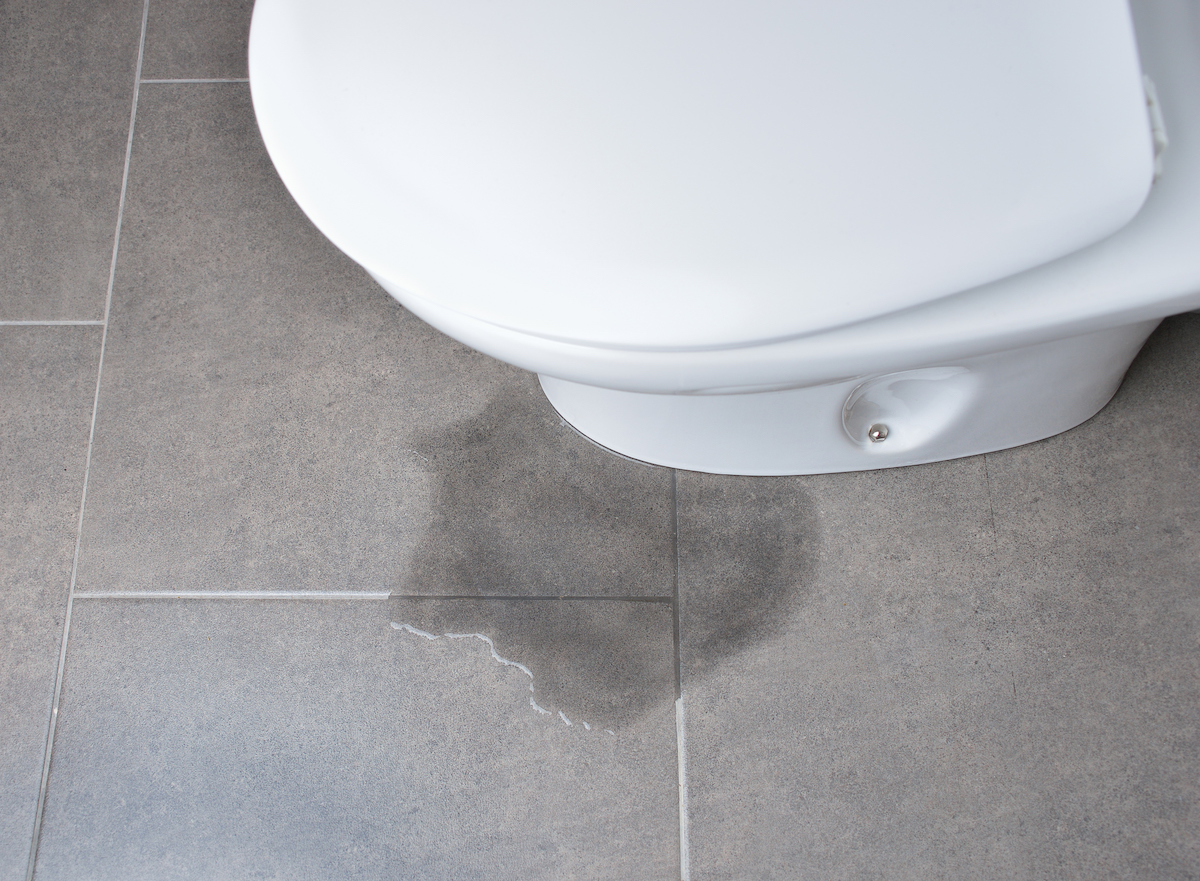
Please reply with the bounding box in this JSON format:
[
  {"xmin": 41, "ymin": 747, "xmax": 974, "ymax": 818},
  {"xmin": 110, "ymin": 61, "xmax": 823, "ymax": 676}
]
[
  {"xmin": 540, "ymin": 321, "xmax": 1160, "ymax": 475},
  {"xmin": 250, "ymin": 0, "xmax": 1153, "ymax": 349},
  {"xmin": 250, "ymin": 0, "xmax": 1200, "ymax": 475},
  {"xmin": 353, "ymin": 0, "xmax": 1200, "ymax": 401}
]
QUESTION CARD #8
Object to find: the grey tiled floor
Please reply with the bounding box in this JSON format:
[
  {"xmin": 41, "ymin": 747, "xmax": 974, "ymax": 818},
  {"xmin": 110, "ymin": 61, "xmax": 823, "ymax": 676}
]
[{"xmin": 2, "ymin": 3, "xmax": 1198, "ymax": 880}]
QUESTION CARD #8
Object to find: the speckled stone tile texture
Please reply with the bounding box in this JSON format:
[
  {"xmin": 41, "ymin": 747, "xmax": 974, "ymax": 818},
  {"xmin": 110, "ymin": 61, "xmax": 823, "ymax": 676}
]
[
  {"xmin": 677, "ymin": 316, "xmax": 1200, "ymax": 880},
  {"xmin": 33, "ymin": 600, "xmax": 679, "ymax": 880},
  {"xmin": 141, "ymin": 0, "xmax": 253, "ymax": 80},
  {"xmin": 0, "ymin": 0, "xmax": 144, "ymax": 319},
  {"xmin": 0, "ymin": 328, "xmax": 99, "ymax": 881}
]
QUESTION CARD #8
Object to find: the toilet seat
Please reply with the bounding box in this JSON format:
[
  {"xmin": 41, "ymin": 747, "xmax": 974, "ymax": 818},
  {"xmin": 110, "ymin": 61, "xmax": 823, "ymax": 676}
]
[
  {"xmin": 251, "ymin": 0, "xmax": 1200, "ymax": 396},
  {"xmin": 249, "ymin": 0, "xmax": 1156, "ymax": 351},
  {"xmin": 249, "ymin": 0, "xmax": 1200, "ymax": 474}
]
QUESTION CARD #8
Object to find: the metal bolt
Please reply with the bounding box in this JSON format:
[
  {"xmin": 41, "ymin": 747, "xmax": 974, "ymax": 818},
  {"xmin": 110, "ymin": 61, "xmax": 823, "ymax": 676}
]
[{"xmin": 867, "ymin": 423, "xmax": 890, "ymax": 443}]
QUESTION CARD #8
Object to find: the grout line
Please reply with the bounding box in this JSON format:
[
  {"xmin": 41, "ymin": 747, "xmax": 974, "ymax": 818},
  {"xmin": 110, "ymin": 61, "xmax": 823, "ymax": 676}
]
[
  {"xmin": 671, "ymin": 469, "xmax": 690, "ymax": 881},
  {"xmin": 390, "ymin": 594, "xmax": 674, "ymax": 603},
  {"xmin": 25, "ymin": 2, "xmax": 150, "ymax": 878},
  {"xmin": 100, "ymin": 8, "xmax": 149, "ymax": 328},
  {"xmin": 0, "ymin": 321, "xmax": 105, "ymax": 327},
  {"xmin": 71, "ymin": 591, "xmax": 676, "ymax": 602},
  {"xmin": 75, "ymin": 591, "xmax": 394, "ymax": 600},
  {"xmin": 671, "ymin": 470, "xmax": 682, "ymax": 698},
  {"xmin": 676, "ymin": 695, "xmax": 692, "ymax": 881},
  {"xmin": 140, "ymin": 77, "xmax": 249, "ymax": 83}
]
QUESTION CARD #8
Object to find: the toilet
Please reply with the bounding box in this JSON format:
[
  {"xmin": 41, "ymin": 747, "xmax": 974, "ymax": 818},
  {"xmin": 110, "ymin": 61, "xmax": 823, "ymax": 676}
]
[{"xmin": 248, "ymin": 0, "xmax": 1200, "ymax": 475}]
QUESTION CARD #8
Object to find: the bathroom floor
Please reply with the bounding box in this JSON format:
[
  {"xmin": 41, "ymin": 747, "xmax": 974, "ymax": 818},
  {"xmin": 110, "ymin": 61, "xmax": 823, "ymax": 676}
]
[{"xmin": 3, "ymin": 2, "xmax": 1199, "ymax": 880}]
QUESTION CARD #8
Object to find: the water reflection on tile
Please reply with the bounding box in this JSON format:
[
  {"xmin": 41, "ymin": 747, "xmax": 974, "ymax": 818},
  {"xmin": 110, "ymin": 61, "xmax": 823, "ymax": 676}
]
[
  {"xmin": 388, "ymin": 596, "xmax": 676, "ymax": 730},
  {"xmin": 35, "ymin": 599, "xmax": 680, "ymax": 881}
]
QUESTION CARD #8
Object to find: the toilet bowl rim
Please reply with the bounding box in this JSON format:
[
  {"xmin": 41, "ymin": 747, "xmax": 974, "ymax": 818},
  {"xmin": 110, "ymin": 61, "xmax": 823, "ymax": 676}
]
[{"xmin": 381, "ymin": 265, "xmax": 1197, "ymax": 395}]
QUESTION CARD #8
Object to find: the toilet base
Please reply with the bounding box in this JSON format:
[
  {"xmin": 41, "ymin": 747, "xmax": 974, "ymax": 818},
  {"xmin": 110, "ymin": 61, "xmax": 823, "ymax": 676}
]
[{"xmin": 538, "ymin": 320, "xmax": 1160, "ymax": 475}]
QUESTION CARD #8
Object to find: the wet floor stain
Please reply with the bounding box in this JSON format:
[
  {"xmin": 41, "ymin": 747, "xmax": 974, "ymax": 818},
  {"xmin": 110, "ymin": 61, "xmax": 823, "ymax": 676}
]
[
  {"xmin": 386, "ymin": 605, "xmax": 670, "ymax": 731},
  {"xmin": 676, "ymin": 474, "xmax": 821, "ymax": 679},
  {"xmin": 387, "ymin": 374, "xmax": 821, "ymax": 728},
  {"xmin": 398, "ymin": 377, "xmax": 675, "ymax": 598}
]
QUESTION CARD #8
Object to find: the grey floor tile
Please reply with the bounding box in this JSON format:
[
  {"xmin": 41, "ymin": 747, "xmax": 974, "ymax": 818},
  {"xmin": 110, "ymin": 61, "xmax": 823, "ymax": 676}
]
[
  {"xmin": 141, "ymin": 0, "xmax": 252, "ymax": 80},
  {"xmin": 0, "ymin": 0, "xmax": 142, "ymax": 320},
  {"xmin": 677, "ymin": 321, "xmax": 1200, "ymax": 880},
  {"xmin": 679, "ymin": 460, "xmax": 1036, "ymax": 880},
  {"xmin": 75, "ymin": 84, "xmax": 674, "ymax": 597},
  {"xmin": 978, "ymin": 314, "xmax": 1200, "ymax": 880},
  {"xmin": 987, "ymin": 314, "xmax": 1200, "ymax": 583},
  {"xmin": 398, "ymin": 399, "xmax": 673, "ymax": 598},
  {"xmin": 679, "ymin": 460, "xmax": 996, "ymax": 686},
  {"xmin": 33, "ymin": 599, "xmax": 679, "ymax": 880},
  {"xmin": 0, "ymin": 327, "xmax": 99, "ymax": 881}
]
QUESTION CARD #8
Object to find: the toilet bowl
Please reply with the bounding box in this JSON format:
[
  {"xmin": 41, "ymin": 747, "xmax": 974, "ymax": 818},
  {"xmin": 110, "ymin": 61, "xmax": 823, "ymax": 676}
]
[{"xmin": 248, "ymin": 0, "xmax": 1200, "ymax": 474}]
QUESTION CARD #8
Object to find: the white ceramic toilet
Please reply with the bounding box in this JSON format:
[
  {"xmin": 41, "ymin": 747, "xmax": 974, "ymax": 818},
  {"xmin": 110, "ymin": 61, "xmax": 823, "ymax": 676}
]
[{"xmin": 248, "ymin": 0, "xmax": 1200, "ymax": 475}]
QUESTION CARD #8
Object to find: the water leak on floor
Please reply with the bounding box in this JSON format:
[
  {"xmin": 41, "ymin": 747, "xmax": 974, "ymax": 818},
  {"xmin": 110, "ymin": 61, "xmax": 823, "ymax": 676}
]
[{"xmin": 386, "ymin": 373, "xmax": 821, "ymax": 728}]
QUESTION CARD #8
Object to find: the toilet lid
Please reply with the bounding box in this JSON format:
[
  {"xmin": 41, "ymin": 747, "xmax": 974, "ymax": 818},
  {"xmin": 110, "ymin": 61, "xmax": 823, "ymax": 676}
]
[{"xmin": 249, "ymin": 0, "xmax": 1154, "ymax": 350}]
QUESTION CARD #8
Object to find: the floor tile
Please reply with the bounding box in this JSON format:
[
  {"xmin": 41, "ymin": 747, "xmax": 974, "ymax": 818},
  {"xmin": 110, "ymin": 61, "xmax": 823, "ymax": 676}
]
[
  {"xmin": 679, "ymin": 460, "xmax": 996, "ymax": 685},
  {"xmin": 34, "ymin": 599, "xmax": 679, "ymax": 880},
  {"xmin": 678, "ymin": 459, "xmax": 1032, "ymax": 880},
  {"xmin": 677, "ymin": 319, "xmax": 1200, "ymax": 879},
  {"xmin": 986, "ymin": 314, "xmax": 1200, "ymax": 583},
  {"xmin": 142, "ymin": 0, "xmax": 252, "ymax": 80},
  {"xmin": 74, "ymin": 84, "xmax": 674, "ymax": 597},
  {"xmin": 979, "ymin": 314, "xmax": 1200, "ymax": 879},
  {"xmin": 0, "ymin": 327, "xmax": 99, "ymax": 881},
  {"xmin": 0, "ymin": 0, "xmax": 142, "ymax": 320}
]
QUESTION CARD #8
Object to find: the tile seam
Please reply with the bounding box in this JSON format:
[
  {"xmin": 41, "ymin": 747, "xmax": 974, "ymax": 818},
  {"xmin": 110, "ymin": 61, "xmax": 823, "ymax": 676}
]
[
  {"xmin": 74, "ymin": 591, "xmax": 394, "ymax": 600},
  {"xmin": 671, "ymin": 469, "xmax": 691, "ymax": 881},
  {"xmin": 671, "ymin": 469, "xmax": 681, "ymax": 697},
  {"xmin": 676, "ymin": 695, "xmax": 691, "ymax": 881},
  {"xmin": 25, "ymin": 1, "xmax": 150, "ymax": 877},
  {"xmin": 71, "ymin": 591, "xmax": 675, "ymax": 601},
  {"xmin": 139, "ymin": 78, "xmax": 248, "ymax": 83},
  {"xmin": 391, "ymin": 594, "xmax": 674, "ymax": 602},
  {"xmin": 0, "ymin": 321, "xmax": 105, "ymax": 327}
]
